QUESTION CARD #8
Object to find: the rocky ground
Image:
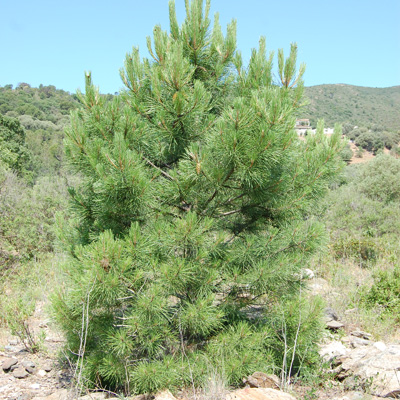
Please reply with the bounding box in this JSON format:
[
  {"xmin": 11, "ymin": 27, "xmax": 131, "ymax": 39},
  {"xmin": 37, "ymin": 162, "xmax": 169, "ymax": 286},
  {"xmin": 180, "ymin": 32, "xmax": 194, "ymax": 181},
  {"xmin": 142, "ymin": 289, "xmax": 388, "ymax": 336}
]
[{"xmin": 1, "ymin": 276, "xmax": 400, "ymax": 399}]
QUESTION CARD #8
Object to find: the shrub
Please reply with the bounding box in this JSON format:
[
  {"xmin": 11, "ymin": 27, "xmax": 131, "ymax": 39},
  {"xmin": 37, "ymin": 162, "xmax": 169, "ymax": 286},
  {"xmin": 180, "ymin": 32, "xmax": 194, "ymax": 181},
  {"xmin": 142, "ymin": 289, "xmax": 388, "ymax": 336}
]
[
  {"xmin": 360, "ymin": 267, "xmax": 400, "ymax": 320},
  {"xmin": 358, "ymin": 154, "xmax": 400, "ymax": 203}
]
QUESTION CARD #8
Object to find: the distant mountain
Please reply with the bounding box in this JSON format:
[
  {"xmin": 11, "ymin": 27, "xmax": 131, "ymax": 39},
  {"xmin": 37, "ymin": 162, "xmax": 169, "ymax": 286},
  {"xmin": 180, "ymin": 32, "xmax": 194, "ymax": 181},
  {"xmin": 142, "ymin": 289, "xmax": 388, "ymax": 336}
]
[{"xmin": 303, "ymin": 84, "xmax": 400, "ymax": 132}]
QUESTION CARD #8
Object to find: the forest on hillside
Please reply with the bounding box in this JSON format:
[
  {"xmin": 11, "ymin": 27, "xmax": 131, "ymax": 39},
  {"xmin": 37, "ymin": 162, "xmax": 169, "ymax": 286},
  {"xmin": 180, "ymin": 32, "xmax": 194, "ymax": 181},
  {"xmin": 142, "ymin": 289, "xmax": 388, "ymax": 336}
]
[{"xmin": 304, "ymin": 84, "xmax": 400, "ymax": 131}]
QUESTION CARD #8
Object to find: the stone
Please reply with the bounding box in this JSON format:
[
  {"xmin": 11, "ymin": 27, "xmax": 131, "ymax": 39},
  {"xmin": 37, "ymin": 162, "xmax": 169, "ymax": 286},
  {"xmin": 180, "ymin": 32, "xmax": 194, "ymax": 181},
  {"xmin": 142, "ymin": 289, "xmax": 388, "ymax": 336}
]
[
  {"xmin": 25, "ymin": 366, "xmax": 35, "ymax": 374},
  {"xmin": 319, "ymin": 340, "xmax": 348, "ymax": 363},
  {"xmin": 226, "ymin": 388, "xmax": 296, "ymax": 400},
  {"xmin": 13, "ymin": 366, "xmax": 29, "ymax": 378},
  {"xmin": 79, "ymin": 393, "xmax": 108, "ymax": 400},
  {"xmin": 349, "ymin": 337, "xmax": 370, "ymax": 348},
  {"xmin": 42, "ymin": 362, "xmax": 52, "ymax": 372},
  {"xmin": 30, "ymin": 383, "xmax": 41, "ymax": 389},
  {"xmin": 373, "ymin": 341, "xmax": 386, "ymax": 351},
  {"xmin": 22, "ymin": 360, "xmax": 36, "ymax": 369},
  {"xmin": 38, "ymin": 369, "xmax": 47, "ymax": 377},
  {"xmin": 31, "ymin": 389, "xmax": 69, "ymax": 400},
  {"xmin": 243, "ymin": 372, "xmax": 281, "ymax": 389},
  {"xmin": 326, "ymin": 320, "xmax": 344, "ymax": 330},
  {"xmin": 2, "ymin": 357, "xmax": 18, "ymax": 371},
  {"xmin": 17, "ymin": 394, "xmax": 31, "ymax": 400},
  {"xmin": 325, "ymin": 307, "xmax": 339, "ymax": 321},
  {"xmin": 333, "ymin": 343, "xmax": 400, "ymax": 397},
  {"xmin": 4, "ymin": 345, "xmax": 18, "ymax": 352},
  {"xmin": 350, "ymin": 330, "xmax": 372, "ymax": 340},
  {"xmin": 301, "ymin": 268, "xmax": 315, "ymax": 279},
  {"xmin": 154, "ymin": 390, "xmax": 178, "ymax": 400},
  {"xmin": 385, "ymin": 389, "xmax": 400, "ymax": 398}
]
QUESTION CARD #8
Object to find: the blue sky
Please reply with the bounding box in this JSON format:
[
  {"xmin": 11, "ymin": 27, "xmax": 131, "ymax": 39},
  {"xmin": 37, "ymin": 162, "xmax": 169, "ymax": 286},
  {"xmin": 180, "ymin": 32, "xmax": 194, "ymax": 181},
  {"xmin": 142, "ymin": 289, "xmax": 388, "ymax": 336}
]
[{"xmin": 1, "ymin": 0, "xmax": 399, "ymax": 94}]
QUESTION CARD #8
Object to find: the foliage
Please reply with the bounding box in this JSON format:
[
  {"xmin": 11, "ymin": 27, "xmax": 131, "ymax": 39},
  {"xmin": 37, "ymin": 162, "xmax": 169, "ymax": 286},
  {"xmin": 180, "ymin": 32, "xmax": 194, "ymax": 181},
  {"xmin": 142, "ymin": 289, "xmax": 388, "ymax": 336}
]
[
  {"xmin": 331, "ymin": 235, "xmax": 379, "ymax": 268},
  {"xmin": 340, "ymin": 144, "xmax": 353, "ymax": 163},
  {"xmin": 0, "ymin": 253, "xmax": 61, "ymax": 353},
  {"xmin": 0, "ymin": 83, "xmax": 80, "ymax": 176},
  {"xmin": 358, "ymin": 154, "xmax": 400, "ymax": 203},
  {"xmin": 0, "ymin": 169, "xmax": 69, "ymax": 271},
  {"xmin": 2, "ymin": 297, "xmax": 41, "ymax": 353},
  {"xmin": 319, "ymin": 154, "xmax": 400, "ymax": 333},
  {"xmin": 0, "ymin": 114, "xmax": 30, "ymax": 175},
  {"xmin": 354, "ymin": 130, "xmax": 384, "ymax": 154},
  {"xmin": 360, "ymin": 267, "xmax": 400, "ymax": 321},
  {"xmin": 324, "ymin": 156, "xmax": 400, "ymax": 239},
  {"xmin": 53, "ymin": 0, "xmax": 343, "ymax": 394}
]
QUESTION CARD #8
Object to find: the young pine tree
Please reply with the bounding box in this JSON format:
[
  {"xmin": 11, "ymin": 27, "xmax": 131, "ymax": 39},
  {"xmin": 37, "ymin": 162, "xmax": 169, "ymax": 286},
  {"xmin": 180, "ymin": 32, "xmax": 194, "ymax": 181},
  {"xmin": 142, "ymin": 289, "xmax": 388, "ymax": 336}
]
[{"xmin": 54, "ymin": 0, "xmax": 343, "ymax": 394}]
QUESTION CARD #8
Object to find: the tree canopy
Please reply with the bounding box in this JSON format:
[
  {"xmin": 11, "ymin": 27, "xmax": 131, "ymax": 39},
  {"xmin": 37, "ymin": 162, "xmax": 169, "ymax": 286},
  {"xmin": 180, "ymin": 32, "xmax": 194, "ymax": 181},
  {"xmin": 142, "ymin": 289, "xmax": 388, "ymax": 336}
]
[{"xmin": 53, "ymin": 0, "xmax": 343, "ymax": 394}]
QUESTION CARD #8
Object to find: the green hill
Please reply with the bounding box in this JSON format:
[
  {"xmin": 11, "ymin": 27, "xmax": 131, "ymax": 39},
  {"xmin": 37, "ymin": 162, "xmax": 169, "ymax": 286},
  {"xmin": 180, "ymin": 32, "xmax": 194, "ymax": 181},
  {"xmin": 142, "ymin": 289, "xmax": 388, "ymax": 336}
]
[
  {"xmin": 303, "ymin": 84, "xmax": 400, "ymax": 131},
  {"xmin": 0, "ymin": 83, "xmax": 80, "ymax": 177}
]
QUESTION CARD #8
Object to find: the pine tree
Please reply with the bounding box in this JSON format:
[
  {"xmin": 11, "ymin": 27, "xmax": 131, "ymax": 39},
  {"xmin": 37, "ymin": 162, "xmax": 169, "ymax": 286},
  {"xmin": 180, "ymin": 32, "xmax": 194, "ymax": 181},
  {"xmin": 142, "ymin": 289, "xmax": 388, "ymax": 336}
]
[{"xmin": 54, "ymin": 0, "xmax": 343, "ymax": 394}]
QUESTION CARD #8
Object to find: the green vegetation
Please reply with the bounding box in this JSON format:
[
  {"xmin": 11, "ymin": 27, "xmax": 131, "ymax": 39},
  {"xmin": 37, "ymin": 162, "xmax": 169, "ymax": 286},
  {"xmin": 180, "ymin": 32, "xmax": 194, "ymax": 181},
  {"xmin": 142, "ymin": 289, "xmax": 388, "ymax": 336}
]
[
  {"xmin": 50, "ymin": 0, "xmax": 343, "ymax": 395},
  {"xmin": 1, "ymin": 2, "xmax": 400, "ymax": 399},
  {"xmin": 304, "ymin": 84, "xmax": 400, "ymax": 132},
  {"xmin": 316, "ymin": 154, "xmax": 400, "ymax": 338},
  {"xmin": 0, "ymin": 114, "xmax": 30, "ymax": 175},
  {"xmin": 0, "ymin": 83, "xmax": 79, "ymax": 177}
]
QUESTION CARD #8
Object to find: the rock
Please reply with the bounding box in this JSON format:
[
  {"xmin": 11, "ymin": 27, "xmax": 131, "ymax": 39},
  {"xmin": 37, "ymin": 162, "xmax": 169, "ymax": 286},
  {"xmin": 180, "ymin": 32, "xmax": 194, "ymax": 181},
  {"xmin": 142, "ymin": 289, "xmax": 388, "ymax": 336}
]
[
  {"xmin": 319, "ymin": 340, "xmax": 347, "ymax": 362},
  {"xmin": 4, "ymin": 345, "xmax": 18, "ymax": 352},
  {"xmin": 331, "ymin": 391, "xmax": 366, "ymax": 400},
  {"xmin": 22, "ymin": 360, "xmax": 36, "ymax": 369},
  {"xmin": 2, "ymin": 357, "xmax": 18, "ymax": 371},
  {"xmin": 385, "ymin": 389, "xmax": 400, "ymax": 398},
  {"xmin": 326, "ymin": 320, "xmax": 344, "ymax": 330},
  {"xmin": 350, "ymin": 330, "xmax": 372, "ymax": 340},
  {"xmin": 301, "ymin": 268, "xmax": 315, "ymax": 279},
  {"xmin": 349, "ymin": 337, "xmax": 370, "ymax": 348},
  {"xmin": 325, "ymin": 307, "xmax": 339, "ymax": 321},
  {"xmin": 79, "ymin": 393, "xmax": 108, "ymax": 400},
  {"xmin": 334, "ymin": 343, "xmax": 400, "ymax": 397},
  {"xmin": 226, "ymin": 388, "xmax": 296, "ymax": 400},
  {"xmin": 154, "ymin": 390, "xmax": 178, "ymax": 400},
  {"xmin": 10, "ymin": 363, "xmax": 19, "ymax": 371},
  {"xmin": 13, "ymin": 366, "xmax": 29, "ymax": 378},
  {"xmin": 32, "ymin": 389, "xmax": 69, "ymax": 400},
  {"xmin": 243, "ymin": 372, "xmax": 280, "ymax": 389},
  {"xmin": 373, "ymin": 341, "xmax": 386, "ymax": 351},
  {"xmin": 42, "ymin": 362, "xmax": 52, "ymax": 372},
  {"xmin": 30, "ymin": 383, "xmax": 41, "ymax": 389},
  {"xmin": 25, "ymin": 366, "xmax": 35, "ymax": 374},
  {"xmin": 16, "ymin": 394, "xmax": 31, "ymax": 400},
  {"xmin": 38, "ymin": 369, "xmax": 47, "ymax": 377}
]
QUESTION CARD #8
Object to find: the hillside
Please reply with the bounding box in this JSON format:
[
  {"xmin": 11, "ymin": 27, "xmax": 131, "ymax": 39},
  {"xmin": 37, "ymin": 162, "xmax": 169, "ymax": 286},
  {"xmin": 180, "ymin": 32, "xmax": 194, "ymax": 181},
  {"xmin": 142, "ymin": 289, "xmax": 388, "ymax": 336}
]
[
  {"xmin": 304, "ymin": 84, "xmax": 400, "ymax": 131},
  {"xmin": 0, "ymin": 84, "xmax": 80, "ymax": 177}
]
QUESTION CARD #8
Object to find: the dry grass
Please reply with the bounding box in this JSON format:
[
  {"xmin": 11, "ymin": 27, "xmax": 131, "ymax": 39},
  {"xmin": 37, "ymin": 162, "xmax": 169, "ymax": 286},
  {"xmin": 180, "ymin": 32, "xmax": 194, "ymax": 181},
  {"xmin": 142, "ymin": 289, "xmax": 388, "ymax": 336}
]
[
  {"xmin": 179, "ymin": 371, "xmax": 229, "ymax": 400},
  {"xmin": 311, "ymin": 254, "xmax": 400, "ymax": 342}
]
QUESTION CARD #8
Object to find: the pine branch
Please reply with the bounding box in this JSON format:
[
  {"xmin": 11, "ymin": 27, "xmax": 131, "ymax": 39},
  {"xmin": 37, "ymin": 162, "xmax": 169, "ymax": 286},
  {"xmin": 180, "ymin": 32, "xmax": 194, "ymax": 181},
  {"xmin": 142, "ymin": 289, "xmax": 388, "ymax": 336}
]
[{"xmin": 142, "ymin": 156, "xmax": 175, "ymax": 181}]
